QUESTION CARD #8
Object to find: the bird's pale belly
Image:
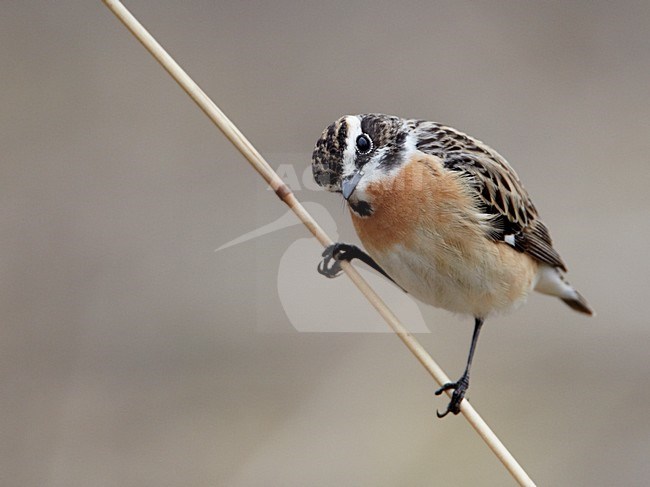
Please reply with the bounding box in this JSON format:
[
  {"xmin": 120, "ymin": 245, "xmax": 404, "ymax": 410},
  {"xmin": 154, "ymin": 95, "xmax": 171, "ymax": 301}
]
[{"xmin": 362, "ymin": 238, "xmax": 539, "ymax": 318}]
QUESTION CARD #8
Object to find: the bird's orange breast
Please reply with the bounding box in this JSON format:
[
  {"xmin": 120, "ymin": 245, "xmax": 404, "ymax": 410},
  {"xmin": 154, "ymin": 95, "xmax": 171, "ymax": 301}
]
[{"xmin": 350, "ymin": 154, "xmax": 481, "ymax": 255}]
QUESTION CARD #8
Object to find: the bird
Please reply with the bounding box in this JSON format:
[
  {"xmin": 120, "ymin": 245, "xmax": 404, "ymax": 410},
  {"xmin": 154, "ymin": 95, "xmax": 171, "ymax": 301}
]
[{"xmin": 311, "ymin": 113, "xmax": 594, "ymax": 418}]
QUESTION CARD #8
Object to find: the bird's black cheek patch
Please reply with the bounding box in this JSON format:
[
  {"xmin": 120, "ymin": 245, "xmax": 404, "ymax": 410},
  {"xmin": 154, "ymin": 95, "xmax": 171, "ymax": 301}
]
[{"xmin": 349, "ymin": 200, "xmax": 373, "ymax": 217}]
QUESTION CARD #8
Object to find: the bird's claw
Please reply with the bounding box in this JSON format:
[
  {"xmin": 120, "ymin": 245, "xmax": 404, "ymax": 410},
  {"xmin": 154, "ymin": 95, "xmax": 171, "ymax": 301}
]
[
  {"xmin": 317, "ymin": 243, "xmax": 348, "ymax": 278},
  {"xmin": 435, "ymin": 377, "xmax": 469, "ymax": 418}
]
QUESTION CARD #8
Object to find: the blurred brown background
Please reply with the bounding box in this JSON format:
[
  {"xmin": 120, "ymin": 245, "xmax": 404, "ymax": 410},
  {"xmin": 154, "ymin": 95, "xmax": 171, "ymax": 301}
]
[{"xmin": 2, "ymin": 1, "xmax": 649, "ymax": 486}]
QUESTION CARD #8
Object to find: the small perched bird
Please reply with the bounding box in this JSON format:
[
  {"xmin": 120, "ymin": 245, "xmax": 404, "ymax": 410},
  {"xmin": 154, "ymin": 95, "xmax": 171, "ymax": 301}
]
[{"xmin": 312, "ymin": 114, "xmax": 593, "ymax": 417}]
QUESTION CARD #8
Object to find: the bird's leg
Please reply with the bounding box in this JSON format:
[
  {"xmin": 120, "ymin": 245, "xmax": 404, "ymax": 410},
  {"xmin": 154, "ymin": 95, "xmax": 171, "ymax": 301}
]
[
  {"xmin": 317, "ymin": 243, "xmax": 401, "ymax": 288},
  {"xmin": 435, "ymin": 317, "xmax": 484, "ymax": 418}
]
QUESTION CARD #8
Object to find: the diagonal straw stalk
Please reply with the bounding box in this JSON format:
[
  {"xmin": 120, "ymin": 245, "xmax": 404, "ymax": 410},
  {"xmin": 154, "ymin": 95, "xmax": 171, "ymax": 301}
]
[{"xmin": 102, "ymin": 1, "xmax": 536, "ymax": 485}]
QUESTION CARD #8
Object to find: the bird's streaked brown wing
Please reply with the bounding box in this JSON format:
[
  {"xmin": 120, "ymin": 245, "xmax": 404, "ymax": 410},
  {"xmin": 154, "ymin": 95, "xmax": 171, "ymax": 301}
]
[{"xmin": 414, "ymin": 122, "xmax": 567, "ymax": 271}]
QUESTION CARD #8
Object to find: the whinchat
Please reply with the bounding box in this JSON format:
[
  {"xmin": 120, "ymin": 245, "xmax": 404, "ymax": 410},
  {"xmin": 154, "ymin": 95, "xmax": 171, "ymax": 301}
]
[{"xmin": 312, "ymin": 114, "xmax": 593, "ymax": 417}]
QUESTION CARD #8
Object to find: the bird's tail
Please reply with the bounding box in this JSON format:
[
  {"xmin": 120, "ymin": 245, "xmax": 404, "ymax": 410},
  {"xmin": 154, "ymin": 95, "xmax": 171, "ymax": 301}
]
[
  {"xmin": 535, "ymin": 265, "xmax": 595, "ymax": 316},
  {"xmin": 561, "ymin": 290, "xmax": 594, "ymax": 316}
]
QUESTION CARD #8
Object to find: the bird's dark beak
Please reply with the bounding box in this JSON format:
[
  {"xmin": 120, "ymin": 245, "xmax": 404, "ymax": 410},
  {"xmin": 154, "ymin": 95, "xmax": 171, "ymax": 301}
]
[{"xmin": 341, "ymin": 170, "xmax": 364, "ymax": 200}]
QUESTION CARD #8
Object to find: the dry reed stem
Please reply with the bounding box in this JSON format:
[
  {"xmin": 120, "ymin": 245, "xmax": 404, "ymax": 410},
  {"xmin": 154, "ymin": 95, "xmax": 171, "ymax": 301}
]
[{"xmin": 102, "ymin": 1, "xmax": 536, "ymax": 485}]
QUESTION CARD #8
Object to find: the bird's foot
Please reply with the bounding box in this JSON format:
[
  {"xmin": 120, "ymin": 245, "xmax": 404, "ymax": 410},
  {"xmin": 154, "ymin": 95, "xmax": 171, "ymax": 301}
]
[
  {"xmin": 435, "ymin": 375, "xmax": 469, "ymax": 418},
  {"xmin": 317, "ymin": 243, "xmax": 354, "ymax": 278}
]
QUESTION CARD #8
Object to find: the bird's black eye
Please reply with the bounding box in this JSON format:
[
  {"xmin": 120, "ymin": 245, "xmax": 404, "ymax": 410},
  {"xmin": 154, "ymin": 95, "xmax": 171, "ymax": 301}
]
[{"xmin": 355, "ymin": 134, "xmax": 373, "ymax": 154}]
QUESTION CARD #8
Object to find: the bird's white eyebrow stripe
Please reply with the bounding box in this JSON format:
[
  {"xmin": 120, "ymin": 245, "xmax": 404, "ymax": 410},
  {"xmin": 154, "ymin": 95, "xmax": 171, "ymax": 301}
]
[{"xmin": 342, "ymin": 115, "xmax": 361, "ymax": 177}]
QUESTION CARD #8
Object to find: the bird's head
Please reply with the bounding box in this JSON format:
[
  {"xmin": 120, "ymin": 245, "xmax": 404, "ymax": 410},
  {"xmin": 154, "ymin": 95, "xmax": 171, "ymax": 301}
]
[{"xmin": 311, "ymin": 114, "xmax": 415, "ymax": 217}]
